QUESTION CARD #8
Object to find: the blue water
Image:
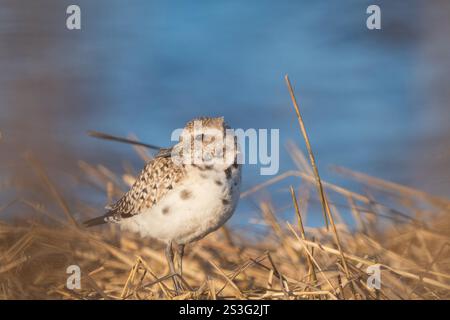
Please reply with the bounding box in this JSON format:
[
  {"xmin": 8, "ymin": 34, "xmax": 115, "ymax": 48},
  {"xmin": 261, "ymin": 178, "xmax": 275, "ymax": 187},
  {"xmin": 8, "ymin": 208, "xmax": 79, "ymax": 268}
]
[{"xmin": 0, "ymin": 1, "xmax": 449, "ymax": 228}]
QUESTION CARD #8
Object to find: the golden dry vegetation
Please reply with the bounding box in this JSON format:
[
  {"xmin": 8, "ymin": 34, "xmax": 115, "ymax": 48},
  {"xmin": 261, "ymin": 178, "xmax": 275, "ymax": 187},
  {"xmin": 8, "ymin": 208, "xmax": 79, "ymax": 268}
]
[{"xmin": 1, "ymin": 77, "xmax": 449, "ymax": 300}]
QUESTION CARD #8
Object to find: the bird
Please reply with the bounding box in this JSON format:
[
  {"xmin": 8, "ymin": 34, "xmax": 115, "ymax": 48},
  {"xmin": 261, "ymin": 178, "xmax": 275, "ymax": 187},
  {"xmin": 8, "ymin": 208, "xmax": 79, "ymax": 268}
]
[{"xmin": 83, "ymin": 117, "xmax": 242, "ymax": 293}]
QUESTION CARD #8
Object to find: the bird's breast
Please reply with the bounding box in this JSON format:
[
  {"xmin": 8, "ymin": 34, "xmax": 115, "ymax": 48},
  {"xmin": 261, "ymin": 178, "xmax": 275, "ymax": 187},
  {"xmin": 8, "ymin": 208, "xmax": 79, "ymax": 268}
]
[{"xmin": 120, "ymin": 163, "xmax": 241, "ymax": 244}]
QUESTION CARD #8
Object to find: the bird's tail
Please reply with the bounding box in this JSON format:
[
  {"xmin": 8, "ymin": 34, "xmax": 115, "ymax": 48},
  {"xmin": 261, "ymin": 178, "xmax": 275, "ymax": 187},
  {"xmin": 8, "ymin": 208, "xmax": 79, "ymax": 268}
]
[{"xmin": 83, "ymin": 215, "xmax": 107, "ymax": 228}]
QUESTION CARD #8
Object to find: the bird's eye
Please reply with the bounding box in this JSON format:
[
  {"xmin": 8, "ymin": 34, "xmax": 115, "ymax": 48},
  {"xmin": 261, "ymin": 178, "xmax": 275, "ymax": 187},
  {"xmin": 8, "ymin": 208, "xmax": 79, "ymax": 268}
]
[{"xmin": 195, "ymin": 134, "xmax": 203, "ymax": 141}]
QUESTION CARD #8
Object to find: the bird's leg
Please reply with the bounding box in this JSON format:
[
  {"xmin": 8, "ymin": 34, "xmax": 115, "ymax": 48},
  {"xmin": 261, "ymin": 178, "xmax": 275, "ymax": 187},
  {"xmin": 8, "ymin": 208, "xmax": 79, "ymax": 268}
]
[
  {"xmin": 177, "ymin": 244, "xmax": 185, "ymax": 278},
  {"xmin": 165, "ymin": 241, "xmax": 182, "ymax": 294}
]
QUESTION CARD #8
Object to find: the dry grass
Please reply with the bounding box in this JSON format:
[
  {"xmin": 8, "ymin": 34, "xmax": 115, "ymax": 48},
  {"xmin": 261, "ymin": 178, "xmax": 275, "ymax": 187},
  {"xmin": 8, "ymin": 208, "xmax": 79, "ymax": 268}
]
[
  {"xmin": 1, "ymin": 155, "xmax": 449, "ymax": 300},
  {"xmin": 1, "ymin": 79, "xmax": 450, "ymax": 300}
]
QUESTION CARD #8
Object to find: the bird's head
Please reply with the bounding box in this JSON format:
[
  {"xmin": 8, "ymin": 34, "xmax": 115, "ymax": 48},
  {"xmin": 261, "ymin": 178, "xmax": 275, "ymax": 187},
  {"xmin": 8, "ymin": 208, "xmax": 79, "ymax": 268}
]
[{"xmin": 173, "ymin": 116, "xmax": 239, "ymax": 169}]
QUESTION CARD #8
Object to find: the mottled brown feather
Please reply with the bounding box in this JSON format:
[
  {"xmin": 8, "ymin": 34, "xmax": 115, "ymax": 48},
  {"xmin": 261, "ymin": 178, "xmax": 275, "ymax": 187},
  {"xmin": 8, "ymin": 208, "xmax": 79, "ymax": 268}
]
[{"xmin": 106, "ymin": 156, "xmax": 185, "ymax": 222}]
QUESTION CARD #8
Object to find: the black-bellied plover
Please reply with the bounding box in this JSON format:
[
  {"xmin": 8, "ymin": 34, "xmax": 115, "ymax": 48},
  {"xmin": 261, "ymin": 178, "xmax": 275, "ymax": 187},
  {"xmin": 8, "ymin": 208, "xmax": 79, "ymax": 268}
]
[{"xmin": 83, "ymin": 117, "xmax": 241, "ymax": 292}]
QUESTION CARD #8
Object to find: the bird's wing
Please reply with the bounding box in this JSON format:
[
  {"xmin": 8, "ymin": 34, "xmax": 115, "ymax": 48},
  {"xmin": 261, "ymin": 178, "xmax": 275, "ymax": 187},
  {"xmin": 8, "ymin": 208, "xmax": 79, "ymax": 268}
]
[{"xmin": 83, "ymin": 151, "xmax": 184, "ymax": 227}]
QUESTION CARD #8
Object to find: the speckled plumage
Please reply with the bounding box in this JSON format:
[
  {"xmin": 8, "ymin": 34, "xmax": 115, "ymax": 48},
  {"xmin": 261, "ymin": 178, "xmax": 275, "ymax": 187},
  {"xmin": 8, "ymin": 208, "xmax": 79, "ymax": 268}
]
[{"xmin": 105, "ymin": 156, "xmax": 186, "ymax": 222}]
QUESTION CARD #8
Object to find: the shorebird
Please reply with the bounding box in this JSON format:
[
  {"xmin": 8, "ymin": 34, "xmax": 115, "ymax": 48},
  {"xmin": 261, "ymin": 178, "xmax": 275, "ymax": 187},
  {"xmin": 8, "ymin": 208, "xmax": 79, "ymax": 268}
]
[{"xmin": 83, "ymin": 117, "xmax": 241, "ymax": 292}]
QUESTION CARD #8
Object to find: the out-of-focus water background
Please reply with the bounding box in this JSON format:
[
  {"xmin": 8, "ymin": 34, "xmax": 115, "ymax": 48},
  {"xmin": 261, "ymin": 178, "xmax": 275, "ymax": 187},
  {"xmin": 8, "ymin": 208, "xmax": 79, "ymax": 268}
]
[{"xmin": 0, "ymin": 0, "xmax": 449, "ymax": 228}]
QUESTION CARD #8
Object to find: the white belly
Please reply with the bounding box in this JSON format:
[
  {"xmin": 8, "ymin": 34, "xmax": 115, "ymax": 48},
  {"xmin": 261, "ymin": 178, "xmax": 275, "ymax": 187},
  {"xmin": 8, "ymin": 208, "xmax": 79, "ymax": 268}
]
[{"xmin": 119, "ymin": 165, "xmax": 241, "ymax": 244}]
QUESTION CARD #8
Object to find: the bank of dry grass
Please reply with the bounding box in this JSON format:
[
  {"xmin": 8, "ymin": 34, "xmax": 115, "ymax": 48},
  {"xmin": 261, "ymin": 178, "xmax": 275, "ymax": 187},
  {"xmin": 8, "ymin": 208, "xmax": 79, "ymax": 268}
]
[{"xmin": 1, "ymin": 78, "xmax": 449, "ymax": 299}]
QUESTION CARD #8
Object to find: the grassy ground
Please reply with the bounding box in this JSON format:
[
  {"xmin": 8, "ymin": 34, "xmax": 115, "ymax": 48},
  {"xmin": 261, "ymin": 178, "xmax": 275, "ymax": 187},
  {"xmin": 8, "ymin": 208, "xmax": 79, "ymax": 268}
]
[
  {"xmin": 1, "ymin": 154, "xmax": 449, "ymax": 299},
  {"xmin": 1, "ymin": 78, "xmax": 449, "ymax": 299}
]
